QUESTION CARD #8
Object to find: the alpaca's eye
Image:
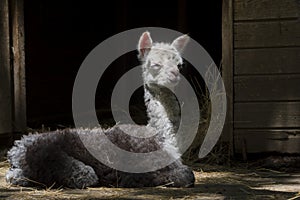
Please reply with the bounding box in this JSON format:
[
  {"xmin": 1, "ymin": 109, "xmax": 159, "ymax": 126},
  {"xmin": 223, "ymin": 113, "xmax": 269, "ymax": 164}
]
[{"xmin": 151, "ymin": 63, "xmax": 162, "ymax": 70}]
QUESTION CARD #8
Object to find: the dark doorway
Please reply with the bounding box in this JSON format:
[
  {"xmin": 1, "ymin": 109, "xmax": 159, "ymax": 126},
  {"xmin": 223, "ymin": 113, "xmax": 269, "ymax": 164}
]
[{"xmin": 24, "ymin": 0, "xmax": 222, "ymax": 128}]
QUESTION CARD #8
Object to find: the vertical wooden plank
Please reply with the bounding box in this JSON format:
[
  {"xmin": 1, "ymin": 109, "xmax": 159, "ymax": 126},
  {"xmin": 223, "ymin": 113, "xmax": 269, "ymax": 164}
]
[
  {"xmin": 0, "ymin": 0, "xmax": 13, "ymax": 134},
  {"xmin": 222, "ymin": 0, "xmax": 234, "ymax": 156},
  {"xmin": 10, "ymin": 0, "xmax": 26, "ymax": 133}
]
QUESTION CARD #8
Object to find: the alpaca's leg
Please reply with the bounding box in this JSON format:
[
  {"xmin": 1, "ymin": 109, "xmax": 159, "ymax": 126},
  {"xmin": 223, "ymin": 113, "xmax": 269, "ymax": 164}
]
[
  {"xmin": 155, "ymin": 160, "xmax": 195, "ymax": 188},
  {"xmin": 51, "ymin": 152, "xmax": 99, "ymax": 188},
  {"xmin": 166, "ymin": 165, "xmax": 195, "ymax": 187},
  {"xmin": 118, "ymin": 173, "xmax": 154, "ymax": 188},
  {"xmin": 118, "ymin": 160, "xmax": 194, "ymax": 188}
]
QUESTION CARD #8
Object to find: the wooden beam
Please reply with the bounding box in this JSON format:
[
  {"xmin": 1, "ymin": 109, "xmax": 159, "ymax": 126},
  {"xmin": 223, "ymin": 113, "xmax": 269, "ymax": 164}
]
[
  {"xmin": 10, "ymin": 0, "xmax": 26, "ymax": 133},
  {"xmin": 235, "ymin": 47, "xmax": 300, "ymax": 75},
  {"xmin": 234, "ymin": 20, "xmax": 300, "ymax": 48},
  {"xmin": 0, "ymin": 0, "xmax": 13, "ymax": 135},
  {"xmin": 234, "ymin": 74, "xmax": 300, "ymax": 101},
  {"xmin": 235, "ymin": 129, "xmax": 300, "ymax": 153},
  {"xmin": 222, "ymin": 0, "xmax": 234, "ymax": 156},
  {"xmin": 234, "ymin": 0, "xmax": 299, "ymax": 21},
  {"xmin": 234, "ymin": 102, "xmax": 300, "ymax": 128}
]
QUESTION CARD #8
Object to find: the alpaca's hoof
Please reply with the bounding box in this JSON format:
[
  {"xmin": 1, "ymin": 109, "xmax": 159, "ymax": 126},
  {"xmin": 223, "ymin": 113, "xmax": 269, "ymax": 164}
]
[
  {"xmin": 172, "ymin": 167, "xmax": 195, "ymax": 188},
  {"xmin": 161, "ymin": 164, "xmax": 195, "ymax": 188}
]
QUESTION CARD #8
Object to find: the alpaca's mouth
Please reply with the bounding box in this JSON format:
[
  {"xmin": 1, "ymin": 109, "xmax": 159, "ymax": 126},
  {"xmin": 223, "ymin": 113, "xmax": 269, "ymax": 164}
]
[
  {"xmin": 168, "ymin": 75, "xmax": 180, "ymax": 83},
  {"xmin": 169, "ymin": 78, "xmax": 178, "ymax": 83}
]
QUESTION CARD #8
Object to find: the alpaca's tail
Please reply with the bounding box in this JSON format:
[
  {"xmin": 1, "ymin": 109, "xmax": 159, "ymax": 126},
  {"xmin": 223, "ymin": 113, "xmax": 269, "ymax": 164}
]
[{"xmin": 6, "ymin": 131, "xmax": 99, "ymax": 188}]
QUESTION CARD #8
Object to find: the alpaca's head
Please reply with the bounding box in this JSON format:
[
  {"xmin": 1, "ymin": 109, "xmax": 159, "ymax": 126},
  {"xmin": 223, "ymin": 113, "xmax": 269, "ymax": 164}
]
[{"xmin": 138, "ymin": 32, "xmax": 189, "ymax": 88}]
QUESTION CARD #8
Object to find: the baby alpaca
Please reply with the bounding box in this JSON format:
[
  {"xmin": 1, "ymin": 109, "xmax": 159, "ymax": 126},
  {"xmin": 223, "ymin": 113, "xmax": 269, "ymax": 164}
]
[{"xmin": 6, "ymin": 32, "xmax": 195, "ymax": 188}]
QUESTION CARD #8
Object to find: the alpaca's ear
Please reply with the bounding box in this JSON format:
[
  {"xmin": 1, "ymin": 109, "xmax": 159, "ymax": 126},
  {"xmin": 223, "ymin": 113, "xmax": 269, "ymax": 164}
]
[
  {"xmin": 171, "ymin": 34, "xmax": 189, "ymax": 54},
  {"xmin": 138, "ymin": 31, "xmax": 152, "ymax": 58}
]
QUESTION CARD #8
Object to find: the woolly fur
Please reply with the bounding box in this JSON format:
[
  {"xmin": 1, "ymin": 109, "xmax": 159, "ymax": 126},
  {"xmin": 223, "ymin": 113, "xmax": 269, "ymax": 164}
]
[{"xmin": 6, "ymin": 32, "xmax": 194, "ymax": 188}]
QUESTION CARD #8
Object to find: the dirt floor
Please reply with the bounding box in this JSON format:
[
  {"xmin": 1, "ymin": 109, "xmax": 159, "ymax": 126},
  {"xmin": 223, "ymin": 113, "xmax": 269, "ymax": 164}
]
[{"xmin": 0, "ymin": 161, "xmax": 299, "ymax": 200}]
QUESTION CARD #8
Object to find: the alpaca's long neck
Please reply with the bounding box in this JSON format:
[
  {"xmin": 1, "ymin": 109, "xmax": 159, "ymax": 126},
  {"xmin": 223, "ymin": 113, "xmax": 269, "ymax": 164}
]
[{"xmin": 144, "ymin": 84, "xmax": 181, "ymax": 158}]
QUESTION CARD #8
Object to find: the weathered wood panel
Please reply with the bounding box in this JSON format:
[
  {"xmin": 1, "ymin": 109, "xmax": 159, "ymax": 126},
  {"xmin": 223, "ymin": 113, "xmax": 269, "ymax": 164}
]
[
  {"xmin": 234, "ymin": 102, "xmax": 300, "ymax": 128},
  {"xmin": 234, "ymin": 0, "xmax": 299, "ymax": 21},
  {"xmin": 221, "ymin": 0, "xmax": 234, "ymax": 151},
  {"xmin": 234, "ymin": 74, "xmax": 300, "ymax": 101},
  {"xmin": 10, "ymin": 0, "xmax": 26, "ymax": 132},
  {"xmin": 230, "ymin": 0, "xmax": 300, "ymax": 155},
  {"xmin": 234, "ymin": 20, "xmax": 300, "ymax": 48},
  {"xmin": 235, "ymin": 47, "xmax": 300, "ymax": 75},
  {"xmin": 235, "ymin": 129, "xmax": 300, "ymax": 153},
  {"xmin": 0, "ymin": 0, "xmax": 12, "ymax": 134}
]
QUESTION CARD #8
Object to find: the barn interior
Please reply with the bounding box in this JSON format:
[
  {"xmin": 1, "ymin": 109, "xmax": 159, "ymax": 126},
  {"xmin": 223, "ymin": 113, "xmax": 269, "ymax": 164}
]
[
  {"xmin": 24, "ymin": 0, "xmax": 221, "ymax": 129},
  {"xmin": 0, "ymin": 0, "xmax": 300, "ymax": 199}
]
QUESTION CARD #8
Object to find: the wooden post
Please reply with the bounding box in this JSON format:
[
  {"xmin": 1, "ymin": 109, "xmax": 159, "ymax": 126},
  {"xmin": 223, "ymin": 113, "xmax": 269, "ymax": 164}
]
[
  {"xmin": 10, "ymin": 0, "xmax": 26, "ymax": 133},
  {"xmin": 0, "ymin": 0, "xmax": 13, "ymax": 136},
  {"xmin": 0, "ymin": 0, "xmax": 26, "ymax": 146},
  {"xmin": 221, "ymin": 0, "xmax": 234, "ymax": 157}
]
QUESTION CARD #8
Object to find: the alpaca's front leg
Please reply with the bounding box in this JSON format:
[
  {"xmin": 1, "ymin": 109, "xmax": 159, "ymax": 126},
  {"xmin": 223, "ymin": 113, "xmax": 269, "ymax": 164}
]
[
  {"xmin": 152, "ymin": 160, "xmax": 195, "ymax": 188},
  {"xmin": 51, "ymin": 152, "xmax": 99, "ymax": 188}
]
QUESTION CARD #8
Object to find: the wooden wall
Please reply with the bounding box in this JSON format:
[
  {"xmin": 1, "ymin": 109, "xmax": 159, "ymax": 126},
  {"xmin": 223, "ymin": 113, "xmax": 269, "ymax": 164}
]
[
  {"xmin": 223, "ymin": 0, "xmax": 300, "ymax": 155},
  {"xmin": 0, "ymin": 0, "xmax": 26, "ymax": 145}
]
